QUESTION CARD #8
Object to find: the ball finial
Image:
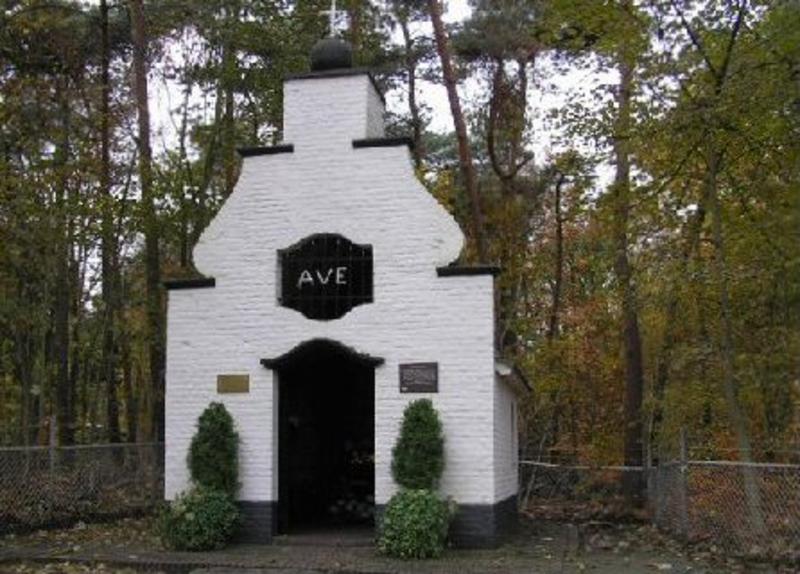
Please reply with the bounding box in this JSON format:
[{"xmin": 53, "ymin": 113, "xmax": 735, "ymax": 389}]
[{"xmin": 310, "ymin": 37, "xmax": 353, "ymax": 71}]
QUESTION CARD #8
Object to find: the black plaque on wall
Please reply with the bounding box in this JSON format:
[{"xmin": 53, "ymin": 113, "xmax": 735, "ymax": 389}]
[
  {"xmin": 279, "ymin": 233, "xmax": 373, "ymax": 320},
  {"xmin": 399, "ymin": 363, "xmax": 438, "ymax": 393}
]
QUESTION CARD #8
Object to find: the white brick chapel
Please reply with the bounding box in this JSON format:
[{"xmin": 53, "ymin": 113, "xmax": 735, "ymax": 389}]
[{"xmin": 164, "ymin": 37, "xmax": 519, "ymax": 547}]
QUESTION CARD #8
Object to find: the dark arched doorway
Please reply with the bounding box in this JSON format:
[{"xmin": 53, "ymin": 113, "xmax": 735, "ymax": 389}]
[{"xmin": 262, "ymin": 339, "xmax": 381, "ymax": 533}]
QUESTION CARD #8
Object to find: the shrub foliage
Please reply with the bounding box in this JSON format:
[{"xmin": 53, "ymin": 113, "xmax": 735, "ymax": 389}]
[
  {"xmin": 188, "ymin": 402, "xmax": 239, "ymax": 495},
  {"xmin": 378, "ymin": 489, "xmax": 452, "ymax": 559},
  {"xmin": 391, "ymin": 399, "xmax": 444, "ymax": 490},
  {"xmin": 380, "ymin": 400, "xmax": 453, "ymax": 559},
  {"xmin": 158, "ymin": 402, "xmax": 241, "ymax": 551},
  {"xmin": 158, "ymin": 485, "xmax": 240, "ymax": 551}
]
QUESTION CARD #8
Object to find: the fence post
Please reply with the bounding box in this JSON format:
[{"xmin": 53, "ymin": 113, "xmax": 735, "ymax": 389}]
[
  {"xmin": 644, "ymin": 446, "xmax": 650, "ymax": 508},
  {"xmin": 48, "ymin": 414, "xmax": 57, "ymax": 473},
  {"xmin": 678, "ymin": 427, "xmax": 689, "ymax": 542}
]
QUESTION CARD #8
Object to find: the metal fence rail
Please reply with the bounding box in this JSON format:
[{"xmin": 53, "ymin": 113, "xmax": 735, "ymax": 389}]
[
  {"xmin": 0, "ymin": 443, "xmax": 163, "ymax": 534},
  {"xmin": 521, "ymin": 458, "xmax": 800, "ymax": 561}
]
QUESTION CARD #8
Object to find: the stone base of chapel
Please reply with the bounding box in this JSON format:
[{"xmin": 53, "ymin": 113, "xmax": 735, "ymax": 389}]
[
  {"xmin": 375, "ymin": 493, "xmax": 518, "ymax": 549},
  {"xmin": 234, "ymin": 495, "xmax": 518, "ymax": 548},
  {"xmin": 234, "ymin": 501, "xmax": 276, "ymax": 544},
  {"xmin": 446, "ymin": 494, "xmax": 519, "ymax": 548}
]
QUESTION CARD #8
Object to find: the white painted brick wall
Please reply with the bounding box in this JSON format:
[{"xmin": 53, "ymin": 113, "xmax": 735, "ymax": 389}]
[
  {"xmin": 165, "ymin": 72, "xmax": 511, "ymax": 508},
  {"xmin": 284, "ymin": 75, "xmax": 384, "ymax": 147},
  {"xmin": 493, "ymin": 378, "xmax": 519, "ymax": 501}
]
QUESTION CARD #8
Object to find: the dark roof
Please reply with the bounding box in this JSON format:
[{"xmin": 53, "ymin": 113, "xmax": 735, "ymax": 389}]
[
  {"xmin": 352, "ymin": 137, "xmax": 414, "ymax": 150},
  {"xmin": 237, "ymin": 144, "xmax": 294, "ymax": 157},
  {"xmin": 163, "ymin": 276, "xmax": 216, "ymax": 290},
  {"xmin": 437, "ymin": 265, "xmax": 501, "ymax": 277}
]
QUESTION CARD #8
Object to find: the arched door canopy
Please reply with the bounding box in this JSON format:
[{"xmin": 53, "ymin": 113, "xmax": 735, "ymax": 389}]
[{"xmin": 260, "ymin": 338, "xmax": 384, "ymax": 370}]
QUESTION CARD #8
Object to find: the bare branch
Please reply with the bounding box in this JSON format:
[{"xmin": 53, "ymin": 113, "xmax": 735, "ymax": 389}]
[
  {"xmin": 669, "ymin": 0, "xmax": 719, "ymax": 77},
  {"xmin": 715, "ymin": 0, "xmax": 747, "ymax": 92}
]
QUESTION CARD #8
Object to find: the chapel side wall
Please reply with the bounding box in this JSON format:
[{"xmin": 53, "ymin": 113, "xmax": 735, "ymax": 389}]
[{"xmin": 493, "ymin": 378, "xmax": 519, "ymax": 502}]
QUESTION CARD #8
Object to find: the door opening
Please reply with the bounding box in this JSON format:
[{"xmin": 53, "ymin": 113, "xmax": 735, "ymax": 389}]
[{"xmin": 273, "ymin": 340, "xmax": 376, "ymax": 533}]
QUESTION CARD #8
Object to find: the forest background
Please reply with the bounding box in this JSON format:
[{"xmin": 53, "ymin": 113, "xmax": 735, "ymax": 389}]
[{"xmin": 1, "ymin": 0, "xmax": 798, "ymax": 505}]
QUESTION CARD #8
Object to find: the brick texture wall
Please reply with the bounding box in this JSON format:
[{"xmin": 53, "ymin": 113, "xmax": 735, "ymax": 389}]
[{"xmin": 493, "ymin": 378, "xmax": 519, "ymax": 501}]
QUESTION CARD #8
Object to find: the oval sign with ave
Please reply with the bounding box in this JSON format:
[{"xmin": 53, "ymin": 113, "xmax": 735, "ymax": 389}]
[{"xmin": 279, "ymin": 233, "xmax": 373, "ymax": 320}]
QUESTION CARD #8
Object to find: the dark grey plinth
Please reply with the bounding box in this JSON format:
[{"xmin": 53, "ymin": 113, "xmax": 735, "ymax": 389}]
[
  {"xmin": 449, "ymin": 494, "xmax": 518, "ymax": 548},
  {"xmin": 235, "ymin": 501, "xmax": 276, "ymax": 544},
  {"xmin": 375, "ymin": 494, "xmax": 518, "ymax": 549}
]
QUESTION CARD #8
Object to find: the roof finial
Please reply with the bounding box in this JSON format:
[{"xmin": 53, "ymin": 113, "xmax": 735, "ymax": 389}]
[
  {"xmin": 320, "ymin": 0, "xmax": 343, "ymax": 38},
  {"xmin": 310, "ymin": 0, "xmax": 353, "ymax": 71}
]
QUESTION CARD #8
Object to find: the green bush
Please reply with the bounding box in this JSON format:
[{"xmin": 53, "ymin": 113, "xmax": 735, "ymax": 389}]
[
  {"xmin": 188, "ymin": 402, "xmax": 239, "ymax": 495},
  {"xmin": 158, "ymin": 485, "xmax": 240, "ymax": 551},
  {"xmin": 378, "ymin": 489, "xmax": 453, "ymax": 559},
  {"xmin": 391, "ymin": 399, "xmax": 444, "ymax": 490}
]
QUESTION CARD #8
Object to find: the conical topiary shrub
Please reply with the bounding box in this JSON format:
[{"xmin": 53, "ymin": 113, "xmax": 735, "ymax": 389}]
[
  {"xmin": 391, "ymin": 399, "xmax": 444, "ymax": 490},
  {"xmin": 159, "ymin": 402, "xmax": 240, "ymax": 551},
  {"xmin": 188, "ymin": 402, "xmax": 239, "ymax": 495},
  {"xmin": 381, "ymin": 399, "xmax": 452, "ymax": 558}
]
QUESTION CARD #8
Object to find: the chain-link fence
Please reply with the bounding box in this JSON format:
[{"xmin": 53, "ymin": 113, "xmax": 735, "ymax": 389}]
[
  {"xmin": 519, "ymin": 460, "xmax": 634, "ymax": 520},
  {"xmin": 1, "ymin": 441, "xmax": 796, "ymax": 560},
  {"xmin": 520, "ymin": 456, "xmax": 800, "ymax": 561},
  {"xmin": 0, "ymin": 443, "xmax": 164, "ymax": 534},
  {"xmin": 650, "ymin": 459, "xmax": 800, "ymax": 559}
]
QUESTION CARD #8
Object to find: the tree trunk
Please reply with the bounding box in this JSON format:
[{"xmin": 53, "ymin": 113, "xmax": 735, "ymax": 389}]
[
  {"xmin": 704, "ymin": 146, "xmax": 766, "ymax": 534},
  {"xmin": 54, "ymin": 79, "xmax": 74, "ymax": 446},
  {"xmin": 119, "ymin": 288, "xmax": 138, "ymax": 442},
  {"xmin": 347, "ymin": 1, "xmax": 362, "ymax": 59},
  {"xmin": 487, "ymin": 58, "xmax": 530, "ymax": 188},
  {"xmin": 15, "ymin": 324, "xmax": 34, "ymax": 446},
  {"xmin": 612, "ymin": 57, "xmax": 645, "ymax": 504},
  {"xmin": 100, "ymin": 0, "xmax": 120, "ymax": 444},
  {"xmin": 399, "ymin": 18, "xmax": 424, "ymax": 168},
  {"xmin": 649, "ymin": 204, "xmax": 706, "ymax": 453},
  {"xmin": 547, "ymin": 173, "xmax": 566, "ymax": 340},
  {"xmin": 177, "ymin": 77, "xmax": 194, "ymax": 269},
  {"xmin": 221, "ymin": 1, "xmax": 239, "ymax": 198},
  {"xmin": 223, "ymin": 81, "xmax": 236, "ymax": 198},
  {"xmin": 190, "ymin": 81, "xmax": 225, "ymax": 255},
  {"xmin": 129, "ymin": 0, "xmax": 164, "ymax": 441},
  {"xmin": 670, "ymin": 0, "xmax": 764, "ymax": 532},
  {"xmin": 427, "ymin": 0, "xmax": 487, "ymax": 262}
]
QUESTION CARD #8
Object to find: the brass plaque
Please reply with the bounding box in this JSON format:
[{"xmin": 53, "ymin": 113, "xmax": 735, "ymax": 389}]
[{"xmin": 217, "ymin": 374, "xmax": 250, "ymax": 394}]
